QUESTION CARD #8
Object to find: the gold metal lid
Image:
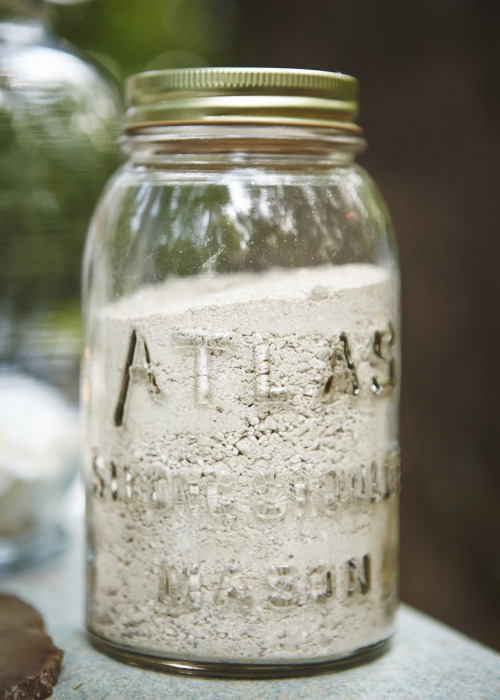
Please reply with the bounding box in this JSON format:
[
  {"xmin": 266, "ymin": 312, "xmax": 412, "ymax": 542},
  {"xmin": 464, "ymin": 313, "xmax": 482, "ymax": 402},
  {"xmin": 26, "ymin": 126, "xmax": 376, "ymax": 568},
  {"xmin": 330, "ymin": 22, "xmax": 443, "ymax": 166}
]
[{"xmin": 125, "ymin": 67, "xmax": 359, "ymax": 132}]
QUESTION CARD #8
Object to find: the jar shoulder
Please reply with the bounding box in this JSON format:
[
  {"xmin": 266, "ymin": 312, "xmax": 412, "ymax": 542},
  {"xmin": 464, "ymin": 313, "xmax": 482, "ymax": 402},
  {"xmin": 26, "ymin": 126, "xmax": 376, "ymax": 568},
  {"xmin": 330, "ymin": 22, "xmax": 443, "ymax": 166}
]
[{"xmin": 84, "ymin": 160, "xmax": 397, "ymax": 301}]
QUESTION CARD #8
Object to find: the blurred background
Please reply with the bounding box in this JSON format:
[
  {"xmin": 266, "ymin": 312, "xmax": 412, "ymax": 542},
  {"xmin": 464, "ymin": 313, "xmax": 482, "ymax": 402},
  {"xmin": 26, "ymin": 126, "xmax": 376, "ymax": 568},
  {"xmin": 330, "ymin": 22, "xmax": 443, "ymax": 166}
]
[{"xmin": 1, "ymin": 0, "xmax": 499, "ymax": 651}]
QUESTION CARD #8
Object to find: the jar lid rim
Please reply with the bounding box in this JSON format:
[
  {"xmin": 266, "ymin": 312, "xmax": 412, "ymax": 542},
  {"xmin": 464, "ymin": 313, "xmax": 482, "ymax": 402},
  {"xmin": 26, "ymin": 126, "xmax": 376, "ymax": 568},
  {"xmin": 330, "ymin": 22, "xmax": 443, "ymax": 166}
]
[{"xmin": 125, "ymin": 67, "xmax": 359, "ymax": 129}]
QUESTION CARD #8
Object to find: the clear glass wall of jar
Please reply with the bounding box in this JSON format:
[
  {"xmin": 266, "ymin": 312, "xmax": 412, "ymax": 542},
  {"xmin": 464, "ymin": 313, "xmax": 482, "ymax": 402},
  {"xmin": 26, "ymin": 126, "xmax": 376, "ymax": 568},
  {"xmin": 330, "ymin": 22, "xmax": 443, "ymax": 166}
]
[{"xmin": 82, "ymin": 68, "xmax": 400, "ymax": 677}]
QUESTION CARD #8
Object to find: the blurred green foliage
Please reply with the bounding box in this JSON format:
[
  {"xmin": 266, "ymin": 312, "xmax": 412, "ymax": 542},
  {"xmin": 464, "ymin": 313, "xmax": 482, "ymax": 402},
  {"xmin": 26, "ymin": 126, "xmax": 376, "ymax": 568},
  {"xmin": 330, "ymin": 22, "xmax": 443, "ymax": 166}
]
[
  {"xmin": 0, "ymin": 79, "xmax": 119, "ymax": 315},
  {"xmin": 48, "ymin": 0, "xmax": 242, "ymax": 81}
]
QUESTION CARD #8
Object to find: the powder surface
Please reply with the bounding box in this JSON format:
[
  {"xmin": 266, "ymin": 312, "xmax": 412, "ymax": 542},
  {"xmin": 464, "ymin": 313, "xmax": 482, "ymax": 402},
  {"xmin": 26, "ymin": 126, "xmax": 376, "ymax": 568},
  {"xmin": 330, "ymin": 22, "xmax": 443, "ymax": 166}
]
[{"xmin": 86, "ymin": 263, "xmax": 399, "ymax": 665}]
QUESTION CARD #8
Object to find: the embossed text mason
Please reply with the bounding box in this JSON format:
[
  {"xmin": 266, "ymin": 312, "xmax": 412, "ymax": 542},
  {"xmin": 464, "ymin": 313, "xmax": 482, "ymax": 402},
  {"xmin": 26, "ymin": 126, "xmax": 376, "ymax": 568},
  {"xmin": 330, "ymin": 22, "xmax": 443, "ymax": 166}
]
[{"xmin": 82, "ymin": 67, "xmax": 401, "ymax": 677}]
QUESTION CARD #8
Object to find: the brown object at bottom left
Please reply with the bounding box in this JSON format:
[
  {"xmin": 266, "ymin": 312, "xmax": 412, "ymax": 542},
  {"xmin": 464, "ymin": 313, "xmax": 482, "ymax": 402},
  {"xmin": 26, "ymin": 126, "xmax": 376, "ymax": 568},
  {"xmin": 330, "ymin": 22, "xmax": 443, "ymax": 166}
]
[{"xmin": 0, "ymin": 594, "xmax": 63, "ymax": 700}]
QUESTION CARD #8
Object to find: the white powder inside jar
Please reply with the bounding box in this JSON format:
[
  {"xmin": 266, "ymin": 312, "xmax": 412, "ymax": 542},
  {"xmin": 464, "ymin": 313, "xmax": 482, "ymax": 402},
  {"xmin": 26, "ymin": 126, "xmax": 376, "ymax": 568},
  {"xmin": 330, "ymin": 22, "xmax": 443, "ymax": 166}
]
[{"xmin": 87, "ymin": 263, "xmax": 399, "ymax": 665}]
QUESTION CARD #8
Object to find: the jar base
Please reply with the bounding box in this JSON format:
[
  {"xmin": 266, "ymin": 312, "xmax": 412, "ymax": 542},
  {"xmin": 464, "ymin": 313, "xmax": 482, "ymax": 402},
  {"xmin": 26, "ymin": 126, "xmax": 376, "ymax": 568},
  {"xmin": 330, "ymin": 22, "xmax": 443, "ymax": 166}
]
[{"xmin": 87, "ymin": 629, "xmax": 393, "ymax": 679}]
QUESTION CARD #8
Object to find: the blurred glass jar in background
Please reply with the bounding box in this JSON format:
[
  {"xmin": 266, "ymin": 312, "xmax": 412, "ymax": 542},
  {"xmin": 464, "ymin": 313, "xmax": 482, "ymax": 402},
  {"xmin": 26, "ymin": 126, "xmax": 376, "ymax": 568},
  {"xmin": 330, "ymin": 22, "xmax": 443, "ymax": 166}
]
[{"xmin": 0, "ymin": 0, "xmax": 122, "ymax": 572}]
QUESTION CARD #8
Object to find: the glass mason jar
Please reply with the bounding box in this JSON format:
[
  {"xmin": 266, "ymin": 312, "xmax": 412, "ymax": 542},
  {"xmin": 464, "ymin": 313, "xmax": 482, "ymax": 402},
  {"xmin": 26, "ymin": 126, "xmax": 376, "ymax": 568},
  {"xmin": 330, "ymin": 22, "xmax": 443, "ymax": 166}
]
[
  {"xmin": 0, "ymin": 0, "xmax": 121, "ymax": 572},
  {"xmin": 82, "ymin": 68, "xmax": 400, "ymax": 677}
]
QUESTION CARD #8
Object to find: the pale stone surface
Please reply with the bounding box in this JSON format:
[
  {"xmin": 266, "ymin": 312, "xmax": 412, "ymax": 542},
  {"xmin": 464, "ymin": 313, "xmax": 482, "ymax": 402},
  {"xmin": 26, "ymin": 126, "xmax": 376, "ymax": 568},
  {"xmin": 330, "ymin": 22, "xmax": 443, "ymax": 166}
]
[{"xmin": 1, "ymin": 519, "xmax": 499, "ymax": 700}]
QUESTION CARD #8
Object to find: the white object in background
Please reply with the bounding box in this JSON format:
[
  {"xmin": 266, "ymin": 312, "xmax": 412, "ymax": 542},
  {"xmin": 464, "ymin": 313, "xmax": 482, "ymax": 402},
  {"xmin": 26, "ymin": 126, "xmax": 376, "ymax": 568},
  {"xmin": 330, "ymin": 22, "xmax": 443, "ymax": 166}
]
[{"xmin": 0, "ymin": 372, "xmax": 79, "ymax": 568}]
